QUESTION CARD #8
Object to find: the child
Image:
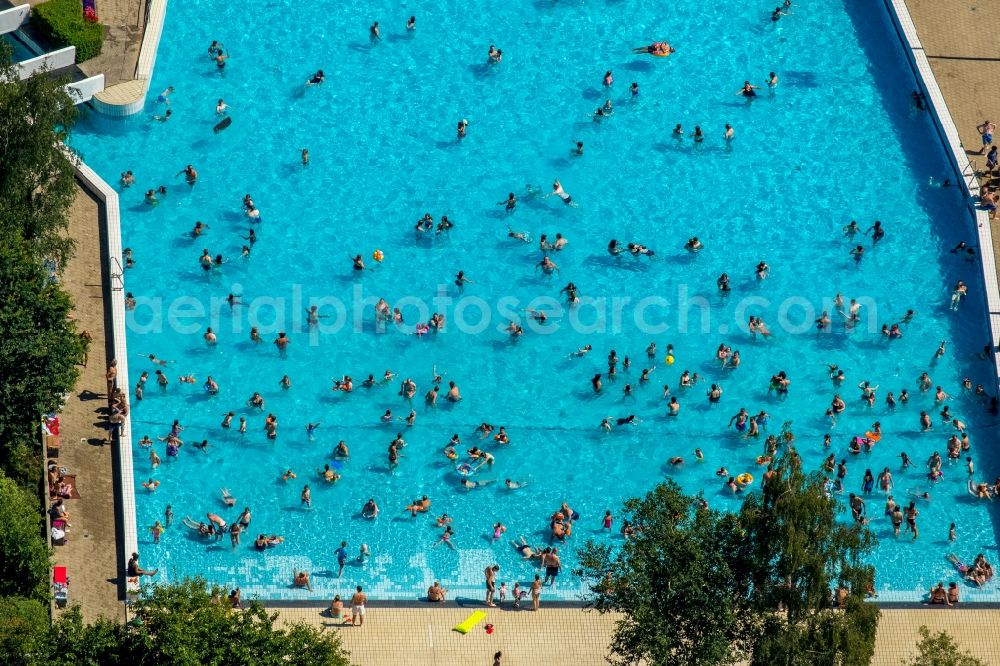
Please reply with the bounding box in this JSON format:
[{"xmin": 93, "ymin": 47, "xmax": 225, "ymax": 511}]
[
  {"xmin": 498, "ymin": 582, "xmax": 508, "ymax": 605},
  {"xmin": 949, "ymin": 523, "xmax": 956, "ymax": 542},
  {"xmin": 512, "ymin": 582, "xmax": 524, "ymax": 609},
  {"xmin": 150, "ymin": 520, "xmax": 165, "ymax": 544},
  {"xmin": 602, "ymin": 510, "xmax": 613, "ymax": 530}
]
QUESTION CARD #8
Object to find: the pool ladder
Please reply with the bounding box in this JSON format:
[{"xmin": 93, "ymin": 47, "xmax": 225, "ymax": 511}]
[{"xmin": 109, "ymin": 256, "xmax": 124, "ymax": 292}]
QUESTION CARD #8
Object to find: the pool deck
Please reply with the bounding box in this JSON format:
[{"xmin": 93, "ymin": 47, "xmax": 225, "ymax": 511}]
[
  {"xmin": 26, "ymin": 0, "xmax": 146, "ymax": 87},
  {"xmin": 47, "ymin": 0, "xmax": 1000, "ymax": 659},
  {"xmin": 266, "ymin": 605, "xmax": 1000, "ymax": 665},
  {"xmin": 53, "ymin": 184, "xmax": 125, "ymax": 624},
  {"xmin": 904, "ymin": 0, "xmax": 1000, "ymax": 309}
]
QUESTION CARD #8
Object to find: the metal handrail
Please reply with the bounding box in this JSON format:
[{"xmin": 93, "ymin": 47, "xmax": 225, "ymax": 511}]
[{"xmin": 109, "ymin": 255, "xmax": 124, "ymax": 292}]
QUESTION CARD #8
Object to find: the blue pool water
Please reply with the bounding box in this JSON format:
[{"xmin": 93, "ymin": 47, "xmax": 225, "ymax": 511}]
[
  {"xmin": 71, "ymin": 0, "xmax": 1000, "ymax": 600},
  {"xmin": 2, "ymin": 32, "xmax": 37, "ymax": 63}
]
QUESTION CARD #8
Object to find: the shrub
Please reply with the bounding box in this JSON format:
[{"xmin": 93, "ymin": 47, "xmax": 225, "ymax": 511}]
[{"xmin": 31, "ymin": 0, "xmax": 104, "ymax": 63}]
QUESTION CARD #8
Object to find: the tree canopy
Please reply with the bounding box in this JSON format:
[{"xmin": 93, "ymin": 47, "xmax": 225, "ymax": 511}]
[
  {"xmin": 577, "ymin": 481, "xmax": 752, "ymax": 665},
  {"xmin": 0, "ymin": 41, "xmax": 85, "ymax": 487},
  {"xmin": 38, "ymin": 580, "xmax": 352, "ymax": 666},
  {"xmin": 577, "ymin": 452, "xmax": 879, "ymax": 666},
  {"xmin": 0, "ymin": 40, "xmax": 79, "ymax": 265},
  {"xmin": 906, "ymin": 626, "xmax": 987, "ymax": 666},
  {"xmin": 0, "ymin": 471, "xmax": 52, "ymax": 602}
]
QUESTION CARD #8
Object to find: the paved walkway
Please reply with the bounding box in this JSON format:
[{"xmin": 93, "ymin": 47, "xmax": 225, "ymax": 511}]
[
  {"xmin": 271, "ymin": 606, "xmax": 623, "ymax": 666},
  {"xmin": 269, "ymin": 605, "xmax": 1000, "ymax": 666},
  {"xmin": 904, "ymin": 0, "xmax": 1000, "ymax": 285},
  {"xmin": 25, "ymin": 0, "xmax": 143, "ymax": 86},
  {"xmin": 51, "ymin": 185, "xmax": 124, "ymax": 623}
]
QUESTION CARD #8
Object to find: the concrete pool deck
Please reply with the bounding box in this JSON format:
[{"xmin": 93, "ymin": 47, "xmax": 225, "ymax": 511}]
[
  {"xmin": 903, "ymin": 0, "xmax": 1000, "ymax": 270},
  {"xmin": 49, "ymin": 0, "xmax": 1000, "ymax": 659},
  {"xmin": 266, "ymin": 605, "xmax": 1000, "ymax": 665}
]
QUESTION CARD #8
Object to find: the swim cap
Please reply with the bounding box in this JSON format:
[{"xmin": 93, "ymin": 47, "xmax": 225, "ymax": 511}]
[{"xmin": 666, "ymin": 355, "xmax": 675, "ymax": 365}]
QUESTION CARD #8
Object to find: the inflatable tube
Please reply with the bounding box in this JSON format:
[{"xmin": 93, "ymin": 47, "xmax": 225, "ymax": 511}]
[
  {"xmin": 736, "ymin": 473, "xmax": 754, "ymax": 486},
  {"xmin": 452, "ymin": 610, "xmax": 487, "ymax": 634},
  {"xmin": 213, "ymin": 116, "xmax": 233, "ymax": 134}
]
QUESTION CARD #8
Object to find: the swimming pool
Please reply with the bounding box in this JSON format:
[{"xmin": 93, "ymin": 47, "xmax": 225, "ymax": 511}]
[{"xmin": 70, "ymin": 0, "xmax": 1000, "ymax": 601}]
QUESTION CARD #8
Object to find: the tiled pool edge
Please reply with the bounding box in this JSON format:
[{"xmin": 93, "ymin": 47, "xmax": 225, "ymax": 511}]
[
  {"xmin": 883, "ymin": 0, "xmax": 1000, "ymax": 382},
  {"xmin": 68, "ymin": 151, "xmax": 140, "ymax": 598},
  {"xmin": 91, "ymin": 0, "xmax": 168, "ymax": 116}
]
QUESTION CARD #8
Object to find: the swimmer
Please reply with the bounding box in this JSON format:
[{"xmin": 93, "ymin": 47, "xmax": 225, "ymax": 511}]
[
  {"xmin": 153, "ymin": 109, "xmax": 172, "ymax": 122},
  {"xmin": 767, "ymin": 71, "xmax": 779, "ymax": 87},
  {"xmin": 498, "ymin": 192, "xmax": 517, "ymax": 213},
  {"xmin": 461, "ymin": 477, "xmax": 496, "ymax": 490},
  {"xmin": 216, "ymin": 99, "xmax": 228, "ymax": 114},
  {"xmin": 505, "ymin": 479, "xmax": 528, "ymax": 489},
  {"xmin": 631, "ymin": 42, "xmax": 675, "ymax": 56},
  {"xmin": 369, "ymin": 21, "xmax": 381, "ymax": 44},
  {"xmin": 301, "ymin": 148, "xmax": 309, "ymax": 166},
  {"xmin": 512, "ymin": 536, "xmax": 537, "ymax": 559},
  {"xmin": 361, "ymin": 498, "xmax": 379, "ymax": 519},
  {"xmin": 433, "ymin": 526, "xmax": 455, "ymax": 549},
  {"xmin": 545, "ymin": 180, "xmax": 578, "ymax": 207},
  {"xmin": 406, "ymin": 496, "xmax": 431, "ymax": 516},
  {"xmin": 737, "ymin": 81, "xmax": 759, "ymax": 98},
  {"xmin": 407, "ymin": 16, "xmax": 415, "ymax": 30},
  {"xmin": 220, "ymin": 487, "xmax": 236, "ymax": 507},
  {"xmin": 306, "ymin": 70, "xmax": 325, "ymax": 86},
  {"xmin": 281, "ymin": 469, "xmax": 297, "ymax": 482},
  {"xmin": 156, "ymin": 86, "xmax": 174, "ymax": 104},
  {"xmin": 508, "ymin": 227, "xmax": 530, "ymax": 242}
]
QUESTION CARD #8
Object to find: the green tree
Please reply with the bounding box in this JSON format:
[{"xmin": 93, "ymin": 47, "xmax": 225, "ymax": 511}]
[
  {"xmin": 578, "ymin": 453, "xmax": 880, "ymax": 666},
  {"xmin": 0, "ymin": 596, "xmax": 50, "ymax": 665},
  {"xmin": 577, "ymin": 481, "xmax": 753, "ymax": 665},
  {"xmin": 906, "ymin": 626, "xmax": 987, "ymax": 666},
  {"xmin": 46, "ymin": 579, "xmax": 352, "ymax": 666},
  {"xmin": 44, "ymin": 607, "xmax": 122, "ymax": 666},
  {"xmin": 0, "ymin": 471, "xmax": 51, "ymax": 602},
  {"xmin": 738, "ymin": 452, "xmax": 879, "ymax": 666},
  {"xmin": 0, "ymin": 239, "xmax": 86, "ymax": 485},
  {"xmin": 0, "ymin": 41, "xmax": 86, "ymax": 488},
  {"xmin": 0, "ymin": 41, "xmax": 79, "ymax": 265}
]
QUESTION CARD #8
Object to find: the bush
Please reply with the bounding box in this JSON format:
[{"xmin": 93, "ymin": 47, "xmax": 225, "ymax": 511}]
[
  {"xmin": 0, "ymin": 597, "xmax": 50, "ymax": 666},
  {"xmin": 31, "ymin": 0, "xmax": 104, "ymax": 63},
  {"xmin": 0, "ymin": 471, "xmax": 51, "ymax": 602}
]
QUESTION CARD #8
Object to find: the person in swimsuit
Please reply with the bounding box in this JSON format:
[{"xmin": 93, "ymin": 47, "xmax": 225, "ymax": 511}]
[
  {"xmin": 977, "ymin": 119, "xmax": 996, "ymax": 154},
  {"xmin": 737, "ymin": 81, "xmax": 758, "ymax": 98},
  {"xmin": 546, "ymin": 180, "xmax": 577, "ymax": 207}
]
